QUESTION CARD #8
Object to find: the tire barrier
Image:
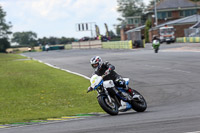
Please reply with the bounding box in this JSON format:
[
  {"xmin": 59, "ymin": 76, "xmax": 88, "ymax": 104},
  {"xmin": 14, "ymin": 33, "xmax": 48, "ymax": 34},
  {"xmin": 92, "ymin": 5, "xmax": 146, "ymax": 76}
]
[{"xmin": 176, "ymin": 37, "xmax": 200, "ymax": 43}]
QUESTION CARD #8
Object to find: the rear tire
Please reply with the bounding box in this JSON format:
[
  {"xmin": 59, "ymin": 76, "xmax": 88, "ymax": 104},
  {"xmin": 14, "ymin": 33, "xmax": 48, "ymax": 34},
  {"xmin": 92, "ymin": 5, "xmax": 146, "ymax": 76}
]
[
  {"xmin": 155, "ymin": 47, "xmax": 159, "ymax": 53},
  {"xmin": 131, "ymin": 89, "xmax": 147, "ymax": 112},
  {"xmin": 98, "ymin": 95, "xmax": 119, "ymax": 115}
]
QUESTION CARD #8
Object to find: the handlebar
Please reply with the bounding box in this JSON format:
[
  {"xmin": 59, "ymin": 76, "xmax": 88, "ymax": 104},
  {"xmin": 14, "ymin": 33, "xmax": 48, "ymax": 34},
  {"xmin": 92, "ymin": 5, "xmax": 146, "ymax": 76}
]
[
  {"xmin": 102, "ymin": 74, "xmax": 106, "ymax": 79},
  {"xmin": 87, "ymin": 75, "xmax": 106, "ymax": 93},
  {"xmin": 87, "ymin": 90, "xmax": 91, "ymax": 93}
]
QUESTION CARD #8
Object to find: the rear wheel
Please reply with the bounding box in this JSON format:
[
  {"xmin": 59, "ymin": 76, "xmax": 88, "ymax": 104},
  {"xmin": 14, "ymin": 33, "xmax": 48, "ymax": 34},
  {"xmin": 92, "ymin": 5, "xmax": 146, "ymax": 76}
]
[
  {"xmin": 98, "ymin": 95, "xmax": 119, "ymax": 115},
  {"xmin": 130, "ymin": 89, "xmax": 147, "ymax": 112},
  {"xmin": 155, "ymin": 47, "xmax": 159, "ymax": 53}
]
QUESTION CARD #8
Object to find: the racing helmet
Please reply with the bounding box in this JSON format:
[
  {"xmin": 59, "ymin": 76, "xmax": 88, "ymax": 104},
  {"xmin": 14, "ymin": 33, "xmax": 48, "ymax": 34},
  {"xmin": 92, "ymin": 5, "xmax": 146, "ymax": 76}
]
[{"xmin": 90, "ymin": 56, "xmax": 102, "ymax": 71}]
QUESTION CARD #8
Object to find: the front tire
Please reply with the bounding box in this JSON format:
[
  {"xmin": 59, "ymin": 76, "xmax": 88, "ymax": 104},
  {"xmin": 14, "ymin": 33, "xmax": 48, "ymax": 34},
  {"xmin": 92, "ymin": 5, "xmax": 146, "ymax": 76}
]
[
  {"xmin": 131, "ymin": 89, "xmax": 147, "ymax": 112},
  {"xmin": 97, "ymin": 95, "xmax": 118, "ymax": 115}
]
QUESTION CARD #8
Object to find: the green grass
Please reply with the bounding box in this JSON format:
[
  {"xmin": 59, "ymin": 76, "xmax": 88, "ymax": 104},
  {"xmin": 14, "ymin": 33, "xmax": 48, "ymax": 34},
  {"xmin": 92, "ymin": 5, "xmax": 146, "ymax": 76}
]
[{"xmin": 0, "ymin": 53, "xmax": 102, "ymax": 124}]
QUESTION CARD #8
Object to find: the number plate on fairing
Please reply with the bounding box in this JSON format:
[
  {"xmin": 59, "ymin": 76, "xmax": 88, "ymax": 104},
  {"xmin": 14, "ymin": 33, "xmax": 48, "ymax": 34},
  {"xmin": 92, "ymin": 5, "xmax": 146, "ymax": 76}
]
[{"xmin": 103, "ymin": 80, "xmax": 115, "ymax": 88}]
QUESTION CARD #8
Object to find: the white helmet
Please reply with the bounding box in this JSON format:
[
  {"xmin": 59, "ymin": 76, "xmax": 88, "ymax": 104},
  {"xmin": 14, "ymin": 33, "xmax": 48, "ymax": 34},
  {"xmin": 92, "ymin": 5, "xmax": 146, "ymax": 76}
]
[{"xmin": 90, "ymin": 56, "xmax": 102, "ymax": 71}]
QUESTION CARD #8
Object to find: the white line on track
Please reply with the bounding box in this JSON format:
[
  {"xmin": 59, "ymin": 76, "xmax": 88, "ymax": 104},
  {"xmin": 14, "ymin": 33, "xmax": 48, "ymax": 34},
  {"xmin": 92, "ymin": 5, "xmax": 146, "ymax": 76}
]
[{"xmin": 21, "ymin": 54, "xmax": 90, "ymax": 80}]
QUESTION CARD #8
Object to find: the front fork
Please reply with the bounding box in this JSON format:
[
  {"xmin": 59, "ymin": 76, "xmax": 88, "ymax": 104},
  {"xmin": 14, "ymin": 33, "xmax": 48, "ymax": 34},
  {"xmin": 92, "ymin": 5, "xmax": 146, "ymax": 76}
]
[
  {"xmin": 104, "ymin": 88, "xmax": 113, "ymax": 103},
  {"xmin": 104, "ymin": 87, "xmax": 121, "ymax": 107}
]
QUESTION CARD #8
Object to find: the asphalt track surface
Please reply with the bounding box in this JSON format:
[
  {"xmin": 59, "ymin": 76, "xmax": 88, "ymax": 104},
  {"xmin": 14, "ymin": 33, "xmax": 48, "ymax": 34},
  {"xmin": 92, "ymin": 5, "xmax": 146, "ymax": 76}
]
[{"xmin": 2, "ymin": 43, "xmax": 200, "ymax": 133}]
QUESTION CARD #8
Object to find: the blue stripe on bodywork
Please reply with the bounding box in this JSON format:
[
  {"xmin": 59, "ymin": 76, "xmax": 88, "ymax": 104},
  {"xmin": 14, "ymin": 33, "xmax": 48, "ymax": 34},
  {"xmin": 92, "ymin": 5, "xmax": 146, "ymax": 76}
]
[
  {"xmin": 94, "ymin": 80, "xmax": 103, "ymax": 90},
  {"xmin": 125, "ymin": 80, "xmax": 129, "ymax": 85}
]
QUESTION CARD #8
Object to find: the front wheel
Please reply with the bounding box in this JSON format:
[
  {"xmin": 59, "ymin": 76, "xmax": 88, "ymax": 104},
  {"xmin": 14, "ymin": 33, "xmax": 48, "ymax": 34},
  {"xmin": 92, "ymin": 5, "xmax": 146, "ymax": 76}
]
[
  {"xmin": 97, "ymin": 95, "xmax": 118, "ymax": 115},
  {"xmin": 131, "ymin": 89, "xmax": 147, "ymax": 112}
]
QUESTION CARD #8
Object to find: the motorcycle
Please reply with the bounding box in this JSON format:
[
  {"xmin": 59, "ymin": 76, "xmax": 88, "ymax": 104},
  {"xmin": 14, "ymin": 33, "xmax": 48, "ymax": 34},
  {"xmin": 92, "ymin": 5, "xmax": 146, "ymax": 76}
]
[
  {"xmin": 87, "ymin": 74, "xmax": 147, "ymax": 115},
  {"xmin": 152, "ymin": 39, "xmax": 160, "ymax": 53}
]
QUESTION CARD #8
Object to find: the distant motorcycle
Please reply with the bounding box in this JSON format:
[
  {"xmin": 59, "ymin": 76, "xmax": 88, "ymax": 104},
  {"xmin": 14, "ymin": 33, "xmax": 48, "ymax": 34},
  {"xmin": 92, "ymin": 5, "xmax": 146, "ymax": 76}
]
[
  {"xmin": 87, "ymin": 74, "xmax": 147, "ymax": 115},
  {"xmin": 152, "ymin": 39, "xmax": 160, "ymax": 53}
]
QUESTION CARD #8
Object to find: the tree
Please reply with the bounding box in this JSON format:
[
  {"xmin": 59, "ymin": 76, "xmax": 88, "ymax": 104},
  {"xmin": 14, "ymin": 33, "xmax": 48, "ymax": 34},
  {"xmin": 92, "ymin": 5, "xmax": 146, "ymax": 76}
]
[
  {"xmin": 0, "ymin": 38, "xmax": 10, "ymax": 52},
  {"xmin": 145, "ymin": 19, "xmax": 152, "ymax": 43},
  {"xmin": 147, "ymin": 0, "xmax": 161, "ymax": 9},
  {"xmin": 114, "ymin": 25, "xmax": 121, "ymax": 36},
  {"xmin": 117, "ymin": 0, "xmax": 145, "ymax": 21},
  {"xmin": 12, "ymin": 31, "xmax": 38, "ymax": 46},
  {"xmin": 117, "ymin": 0, "xmax": 145, "ymax": 17},
  {"xmin": 0, "ymin": 6, "xmax": 12, "ymax": 52},
  {"xmin": 37, "ymin": 36, "xmax": 75, "ymax": 45},
  {"xmin": 38, "ymin": 37, "xmax": 48, "ymax": 45}
]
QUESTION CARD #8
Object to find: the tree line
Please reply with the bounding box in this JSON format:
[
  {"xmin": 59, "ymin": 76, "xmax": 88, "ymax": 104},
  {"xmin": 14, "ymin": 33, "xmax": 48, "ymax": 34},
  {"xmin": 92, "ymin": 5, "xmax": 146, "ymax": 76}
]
[{"xmin": 12, "ymin": 32, "xmax": 75, "ymax": 47}]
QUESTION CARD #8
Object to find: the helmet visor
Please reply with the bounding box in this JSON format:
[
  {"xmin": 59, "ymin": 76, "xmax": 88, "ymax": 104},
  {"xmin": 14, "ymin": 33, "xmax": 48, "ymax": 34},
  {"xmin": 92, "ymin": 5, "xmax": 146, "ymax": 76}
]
[{"xmin": 91, "ymin": 63, "xmax": 99, "ymax": 68}]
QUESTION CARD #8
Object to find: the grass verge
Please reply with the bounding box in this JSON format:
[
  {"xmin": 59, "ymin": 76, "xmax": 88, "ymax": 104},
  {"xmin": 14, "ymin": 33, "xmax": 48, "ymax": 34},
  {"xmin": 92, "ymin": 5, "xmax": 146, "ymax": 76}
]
[{"xmin": 0, "ymin": 53, "xmax": 102, "ymax": 124}]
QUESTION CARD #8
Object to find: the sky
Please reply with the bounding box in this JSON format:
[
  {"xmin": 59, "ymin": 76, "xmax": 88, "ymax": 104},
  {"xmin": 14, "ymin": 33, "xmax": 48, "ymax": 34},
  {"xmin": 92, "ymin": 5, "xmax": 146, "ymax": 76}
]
[{"xmin": 0, "ymin": 0, "xmax": 151, "ymax": 39}]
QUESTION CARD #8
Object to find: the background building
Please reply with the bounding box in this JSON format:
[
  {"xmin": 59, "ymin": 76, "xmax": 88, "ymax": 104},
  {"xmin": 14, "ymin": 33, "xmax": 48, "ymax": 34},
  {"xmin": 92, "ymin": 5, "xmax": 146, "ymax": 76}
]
[{"xmin": 124, "ymin": 0, "xmax": 200, "ymax": 43}]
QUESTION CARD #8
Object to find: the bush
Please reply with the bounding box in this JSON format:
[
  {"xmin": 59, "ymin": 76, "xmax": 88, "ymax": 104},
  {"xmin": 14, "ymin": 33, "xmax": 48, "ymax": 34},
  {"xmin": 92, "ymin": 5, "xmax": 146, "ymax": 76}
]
[
  {"xmin": 145, "ymin": 20, "xmax": 152, "ymax": 43},
  {"xmin": 0, "ymin": 38, "xmax": 10, "ymax": 53}
]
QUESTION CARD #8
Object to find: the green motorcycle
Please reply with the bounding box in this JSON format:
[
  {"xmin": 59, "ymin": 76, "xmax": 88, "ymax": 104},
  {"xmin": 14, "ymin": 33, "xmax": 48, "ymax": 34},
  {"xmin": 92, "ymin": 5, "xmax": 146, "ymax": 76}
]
[{"xmin": 152, "ymin": 40, "xmax": 160, "ymax": 53}]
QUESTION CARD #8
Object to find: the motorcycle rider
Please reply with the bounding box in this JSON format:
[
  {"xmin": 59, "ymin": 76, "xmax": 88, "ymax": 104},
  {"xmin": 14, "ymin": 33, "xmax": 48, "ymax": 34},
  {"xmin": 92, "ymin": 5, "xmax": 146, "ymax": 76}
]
[
  {"xmin": 88, "ymin": 56, "xmax": 132, "ymax": 99},
  {"xmin": 152, "ymin": 35, "xmax": 160, "ymax": 46},
  {"xmin": 152, "ymin": 35, "xmax": 160, "ymax": 52}
]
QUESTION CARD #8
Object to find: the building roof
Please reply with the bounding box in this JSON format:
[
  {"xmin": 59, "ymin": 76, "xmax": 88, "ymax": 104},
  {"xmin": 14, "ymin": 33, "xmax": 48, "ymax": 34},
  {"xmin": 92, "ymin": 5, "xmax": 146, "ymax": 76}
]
[
  {"xmin": 126, "ymin": 25, "xmax": 145, "ymax": 34},
  {"xmin": 126, "ymin": 15, "xmax": 200, "ymax": 33},
  {"xmin": 148, "ymin": 0, "xmax": 200, "ymax": 12},
  {"xmin": 190, "ymin": 21, "xmax": 200, "ymax": 28},
  {"xmin": 152, "ymin": 14, "xmax": 200, "ymax": 30},
  {"xmin": 157, "ymin": 0, "xmax": 197, "ymax": 10}
]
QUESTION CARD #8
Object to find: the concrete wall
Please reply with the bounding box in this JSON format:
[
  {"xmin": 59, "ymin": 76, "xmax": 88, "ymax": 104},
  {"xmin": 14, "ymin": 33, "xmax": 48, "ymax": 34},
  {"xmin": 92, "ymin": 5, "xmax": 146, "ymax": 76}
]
[
  {"xmin": 6, "ymin": 46, "xmax": 41, "ymax": 53},
  {"xmin": 72, "ymin": 40, "xmax": 102, "ymax": 49}
]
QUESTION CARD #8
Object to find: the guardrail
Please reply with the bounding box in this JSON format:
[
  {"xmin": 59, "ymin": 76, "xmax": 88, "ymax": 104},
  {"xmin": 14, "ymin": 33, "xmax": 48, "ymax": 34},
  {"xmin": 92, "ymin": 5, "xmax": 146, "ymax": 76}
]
[{"xmin": 176, "ymin": 37, "xmax": 200, "ymax": 43}]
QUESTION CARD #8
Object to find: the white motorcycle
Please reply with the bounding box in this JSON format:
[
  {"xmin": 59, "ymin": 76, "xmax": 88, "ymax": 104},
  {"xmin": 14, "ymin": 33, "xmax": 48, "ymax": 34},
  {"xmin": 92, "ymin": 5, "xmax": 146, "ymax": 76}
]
[{"xmin": 87, "ymin": 74, "xmax": 147, "ymax": 115}]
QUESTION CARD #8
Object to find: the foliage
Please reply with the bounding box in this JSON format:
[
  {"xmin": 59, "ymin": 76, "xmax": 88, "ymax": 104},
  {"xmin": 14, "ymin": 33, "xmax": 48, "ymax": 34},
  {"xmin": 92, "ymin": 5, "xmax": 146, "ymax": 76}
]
[
  {"xmin": 0, "ymin": 38, "xmax": 10, "ymax": 52},
  {"xmin": 0, "ymin": 6, "xmax": 12, "ymax": 52},
  {"xmin": 0, "ymin": 6, "xmax": 12, "ymax": 38},
  {"xmin": 0, "ymin": 54, "xmax": 102, "ymax": 124},
  {"xmin": 115, "ymin": 25, "xmax": 121, "ymax": 36},
  {"xmin": 108, "ymin": 30, "xmax": 116, "ymax": 37},
  {"xmin": 117, "ymin": 0, "xmax": 145, "ymax": 18},
  {"xmin": 116, "ymin": 0, "xmax": 145, "ymax": 23},
  {"xmin": 38, "ymin": 36, "xmax": 75, "ymax": 45},
  {"xmin": 107, "ymin": 30, "xmax": 120, "ymax": 41},
  {"xmin": 12, "ymin": 31, "xmax": 38, "ymax": 46},
  {"xmin": 147, "ymin": 0, "xmax": 161, "ymax": 9},
  {"xmin": 12, "ymin": 32, "xmax": 76, "ymax": 46},
  {"xmin": 145, "ymin": 19, "xmax": 152, "ymax": 43}
]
